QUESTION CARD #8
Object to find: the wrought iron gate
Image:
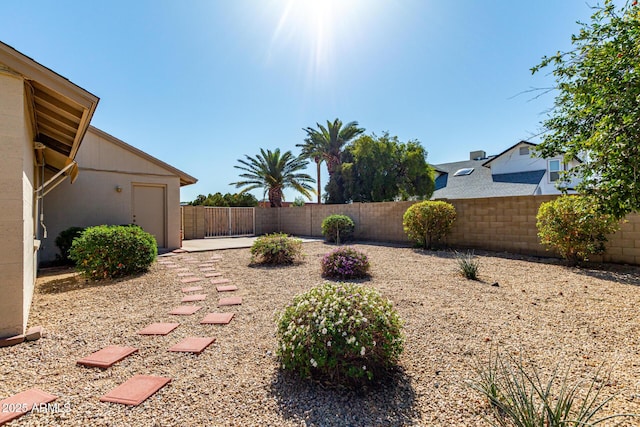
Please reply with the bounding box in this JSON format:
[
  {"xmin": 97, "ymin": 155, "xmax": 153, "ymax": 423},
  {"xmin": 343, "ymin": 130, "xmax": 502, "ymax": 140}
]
[{"xmin": 204, "ymin": 207, "xmax": 255, "ymax": 237}]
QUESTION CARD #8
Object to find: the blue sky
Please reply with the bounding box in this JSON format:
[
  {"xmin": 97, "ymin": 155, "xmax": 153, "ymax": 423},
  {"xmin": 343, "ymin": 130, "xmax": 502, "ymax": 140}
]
[{"xmin": 1, "ymin": 1, "xmax": 618, "ymax": 203}]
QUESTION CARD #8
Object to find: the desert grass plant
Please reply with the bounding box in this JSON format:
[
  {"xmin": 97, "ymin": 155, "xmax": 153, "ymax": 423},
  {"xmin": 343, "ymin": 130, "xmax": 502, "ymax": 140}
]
[
  {"xmin": 250, "ymin": 233, "xmax": 303, "ymax": 265},
  {"xmin": 276, "ymin": 282, "xmax": 404, "ymax": 388},
  {"xmin": 468, "ymin": 350, "xmax": 637, "ymax": 427},
  {"xmin": 536, "ymin": 195, "xmax": 619, "ymax": 266},
  {"xmin": 69, "ymin": 225, "xmax": 157, "ymax": 280},
  {"xmin": 403, "ymin": 200, "xmax": 456, "ymax": 249},
  {"xmin": 321, "ymin": 214, "xmax": 355, "ymax": 244},
  {"xmin": 456, "ymin": 251, "xmax": 480, "ymax": 280},
  {"xmin": 321, "ymin": 247, "xmax": 370, "ymax": 280}
]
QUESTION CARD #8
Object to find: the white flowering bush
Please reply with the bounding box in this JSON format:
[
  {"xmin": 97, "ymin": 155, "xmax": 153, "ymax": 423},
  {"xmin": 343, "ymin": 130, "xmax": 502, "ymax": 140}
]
[{"xmin": 276, "ymin": 282, "xmax": 404, "ymax": 387}]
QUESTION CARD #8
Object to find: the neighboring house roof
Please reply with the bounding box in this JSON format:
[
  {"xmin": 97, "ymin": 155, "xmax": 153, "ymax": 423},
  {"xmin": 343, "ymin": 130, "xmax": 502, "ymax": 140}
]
[
  {"xmin": 0, "ymin": 41, "xmax": 99, "ymax": 181},
  {"xmin": 431, "ymin": 159, "xmax": 544, "ymax": 199},
  {"xmin": 482, "ymin": 140, "xmax": 536, "ymax": 167},
  {"xmin": 88, "ymin": 126, "xmax": 197, "ymax": 186}
]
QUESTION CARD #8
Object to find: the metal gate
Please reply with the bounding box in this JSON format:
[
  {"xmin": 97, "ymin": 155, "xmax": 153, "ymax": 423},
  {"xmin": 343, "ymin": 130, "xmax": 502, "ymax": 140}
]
[{"xmin": 204, "ymin": 207, "xmax": 255, "ymax": 237}]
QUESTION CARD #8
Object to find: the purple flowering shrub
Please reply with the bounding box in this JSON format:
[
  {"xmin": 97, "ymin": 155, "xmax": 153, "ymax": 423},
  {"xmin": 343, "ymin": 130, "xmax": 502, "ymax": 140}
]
[
  {"xmin": 321, "ymin": 247, "xmax": 370, "ymax": 279},
  {"xmin": 276, "ymin": 282, "xmax": 404, "ymax": 387}
]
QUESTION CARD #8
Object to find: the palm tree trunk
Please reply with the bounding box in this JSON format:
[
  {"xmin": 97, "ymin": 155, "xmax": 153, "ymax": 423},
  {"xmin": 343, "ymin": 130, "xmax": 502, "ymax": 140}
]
[
  {"xmin": 268, "ymin": 187, "xmax": 283, "ymax": 208},
  {"xmin": 316, "ymin": 159, "xmax": 321, "ymax": 204}
]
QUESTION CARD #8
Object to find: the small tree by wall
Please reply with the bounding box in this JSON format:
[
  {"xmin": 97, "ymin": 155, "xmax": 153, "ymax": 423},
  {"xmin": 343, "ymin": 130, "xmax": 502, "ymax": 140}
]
[{"xmin": 402, "ymin": 201, "xmax": 456, "ymax": 249}]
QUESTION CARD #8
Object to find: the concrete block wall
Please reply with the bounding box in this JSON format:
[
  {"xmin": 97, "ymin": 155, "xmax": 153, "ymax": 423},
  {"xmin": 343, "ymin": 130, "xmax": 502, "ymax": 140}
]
[
  {"xmin": 183, "ymin": 197, "xmax": 640, "ymax": 266},
  {"xmin": 181, "ymin": 205, "xmax": 205, "ymax": 240}
]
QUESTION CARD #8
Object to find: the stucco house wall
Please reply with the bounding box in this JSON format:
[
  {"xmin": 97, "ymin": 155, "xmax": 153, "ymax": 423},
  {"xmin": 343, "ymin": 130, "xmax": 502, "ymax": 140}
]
[
  {"xmin": 0, "ymin": 70, "xmax": 37, "ymax": 337},
  {"xmin": 40, "ymin": 127, "xmax": 194, "ymax": 263}
]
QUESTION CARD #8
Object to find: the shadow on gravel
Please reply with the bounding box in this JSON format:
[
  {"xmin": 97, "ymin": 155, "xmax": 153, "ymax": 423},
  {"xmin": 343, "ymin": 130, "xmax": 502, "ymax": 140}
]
[
  {"xmin": 573, "ymin": 264, "xmax": 640, "ymax": 287},
  {"xmin": 269, "ymin": 367, "xmax": 419, "ymax": 426}
]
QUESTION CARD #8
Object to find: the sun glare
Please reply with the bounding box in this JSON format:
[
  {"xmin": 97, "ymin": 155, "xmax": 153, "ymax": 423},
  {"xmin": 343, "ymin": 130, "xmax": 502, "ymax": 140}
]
[{"xmin": 267, "ymin": 0, "xmax": 368, "ymax": 84}]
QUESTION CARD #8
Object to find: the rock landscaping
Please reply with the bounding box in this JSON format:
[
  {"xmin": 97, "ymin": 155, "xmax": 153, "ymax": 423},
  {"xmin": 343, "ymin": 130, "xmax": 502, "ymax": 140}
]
[{"xmin": 0, "ymin": 242, "xmax": 639, "ymax": 426}]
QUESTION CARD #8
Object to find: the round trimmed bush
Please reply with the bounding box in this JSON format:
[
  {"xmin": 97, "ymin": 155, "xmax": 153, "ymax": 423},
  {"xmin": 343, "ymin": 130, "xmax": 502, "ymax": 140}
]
[
  {"xmin": 536, "ymin": 195, "xmax": 619, "ymax": 265},
  {"xmin": 69, "ymin": 225, "xmax": 157, "ymax": 279},
  {"xmin": 321, "ymin": 214, "xmax": 355, "ymax": 243},
  {"xmin": 321, "ymin": 247, "xmax": 370, "ymax": 279},
  {"xmin": 276, "ymin": 282, "xmax": 404, "ymax": 387},
  {"xmin": 402, "ymin": 200, "xmax": 456, "ymax": 249},
  {"xmin": 55, "ymin": 226, "xmax": 86, "ymax": 264},
  {"xmin": 250, "ymin": 233, "xmax": 303, "ymax": 265}
]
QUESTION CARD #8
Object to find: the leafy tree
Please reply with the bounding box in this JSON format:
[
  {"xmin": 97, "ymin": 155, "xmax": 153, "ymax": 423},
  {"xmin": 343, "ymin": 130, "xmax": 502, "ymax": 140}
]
[
  {"xmin": 532, "ymin": 0, "xmax": 640, "ymax": 218},
  {"xmin": 301, "ymin": 118, "xmax": 365, "ymax": 204},
  {"xmin": 231, "ymin": 148, "xmax": 315, "ymax": 207},
  {"xmin": 339, "ymin": 133, "xmax": 435, "ymax": 202},
  {"xmin": 189, "ymin": 192, "xmax": 258, "ymax": 207}
]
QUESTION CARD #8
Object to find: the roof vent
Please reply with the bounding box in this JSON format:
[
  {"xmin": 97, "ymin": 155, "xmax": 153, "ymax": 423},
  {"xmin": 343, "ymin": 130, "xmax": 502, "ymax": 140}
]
[
  {"xmin": 470, "ymin": 150, "xmax": 486, "ymax": 160},
  {"xmin": 453, "ymin": 168, "xmax": 474, "ymax": 176}
]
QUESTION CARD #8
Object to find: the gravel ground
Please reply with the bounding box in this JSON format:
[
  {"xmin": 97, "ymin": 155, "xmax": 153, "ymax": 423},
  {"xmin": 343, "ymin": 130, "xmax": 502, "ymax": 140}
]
[{"xmin": 2, "ymin": 241, "xmax": 640, "ymax": 426}]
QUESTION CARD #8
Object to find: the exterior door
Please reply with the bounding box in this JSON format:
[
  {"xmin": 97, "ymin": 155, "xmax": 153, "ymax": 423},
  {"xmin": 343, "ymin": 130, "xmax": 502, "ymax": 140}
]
[{"xmin": 132, "ymin": 184, "xmax": 166, "ymax": 248}]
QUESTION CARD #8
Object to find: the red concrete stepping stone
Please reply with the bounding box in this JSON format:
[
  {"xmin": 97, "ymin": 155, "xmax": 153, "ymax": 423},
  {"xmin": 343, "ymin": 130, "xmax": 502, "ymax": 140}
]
[
  {"xmin": 175, "ymin": 267, "xmax": 189, "ymax": 272},
  {"xmin": 216, "ymin": 285, "xmax": 238, "ymax": 292},
  {"xmin": 211, "ymin": 255, "xmax": 223, "ymax": 260},
  {"xmin": 198, "ymin": 263, "xmax": 215, "ymax": 268},
  {"xmin": 100, "ymin": 375, "xmax": 171, "ymax": 406},
  {"xmin": 138, "ymin": 323, "xmax": 180, "ymax": 335},
  {"xmin": 180, "ymin": 277, "xmax": 203, "ymax": 284},
  {"xmin": 177, "ymin": 273, "xmax": 195, "ymax": 277},
  {"xmin": 205, "ymin": 272, "xmax": 223, "ymax": 278},
  {"xmin": 199, "ymin": 267, "xmax": 216, "ymax": 272},
  {"xmin": 200, "ymin": 312, "xmax": 234, "ymax": 325},
  {"xmin": 168, "ymin": 337, "xmax": 216, "ymax": 354},
  {"xmin": 181, "ymin": 294, "xmax": 207, "ymax": 303},
  {"xmin": 184, "ymin": 260, "xmax": 200, "ymax": 264},
  {"xmin": 181, "ymin": 286, "xmax": 204, "ymax": 293},
  {"xmin": 77, "ymin": 345, "xmax": 138, "ymax": 368},
  {"xmin": 164, "ymin": 264, "xmax": 179, "ymax": 269},
  {"xmin": 211, "ymin": 278, "xmax": 230, "ymax": 285},
  {"xmin": 0, "ymin": 388, "xmax": 57, "ymax": 425},
  {"xmin": 169, "ymin": 305, "xmax": 203, "ymax": 315},
  {"xmin": 0, "ymin": 334, "xmax": 25, "ymax": 348},
  {"xmin": 218, "ymin": 297, "xmax": 242, "ymax": 306}
]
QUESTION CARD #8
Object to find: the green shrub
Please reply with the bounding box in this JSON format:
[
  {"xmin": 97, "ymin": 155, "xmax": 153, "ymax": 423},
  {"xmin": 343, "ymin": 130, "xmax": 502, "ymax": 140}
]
[
  {"xmin": 456, "ymin": 251, "xmax": 479, "ymax": 280},
  {"xmin": 250, "ymin": 233, "xmax": 303, "ymax": 265},
  {"xmin": 402, "ymin": 201, "xmax": 456, "ymax": 249},
  {"xmin": 69, "ymin": 225, "xmax": 157, "ymax": 279},
  {"xmin": 321, "ymin": 247, "xmax": 370, "ymax": 279},
  {"xmin": 536, "ymin": 195, "xmax": 619, "ymax": 266},
  {"xmin": 321, "ymin": 214, "xmax": 355, "ymax": 244},
  {"xmin": 468, "ymin": 350, "xmax": 638, "ymax": 426},
  {"xmin": 276, "ymin": 282, "xmax": 404, "ymax": 387},
  {"xmin": 55, "ymin": 226, "xmax": 86, "ymax": 264}
]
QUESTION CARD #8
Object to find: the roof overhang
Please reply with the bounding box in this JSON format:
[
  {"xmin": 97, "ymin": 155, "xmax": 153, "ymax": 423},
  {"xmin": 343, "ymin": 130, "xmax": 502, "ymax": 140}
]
[{"xmin": 0, "ymin": 42, "xmax": 99, "ymax": 180}]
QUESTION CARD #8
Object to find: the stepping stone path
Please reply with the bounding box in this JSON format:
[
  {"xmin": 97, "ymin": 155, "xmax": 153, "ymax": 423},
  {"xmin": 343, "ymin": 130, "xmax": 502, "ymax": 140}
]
[
  {"xmin": 181, "ymin": 294, "xmax": 207, "ymax": 303},
  {"xmin": 0, "ymin": 388, "xmax": 57, "ymax": 425},
  {"xmin": 138, "ymin": 323, "xmax": 180, "ymax": 335},
  {"xmin": 2, "ymin": 253, "xmax": 242, "ymax": 421},
  {"xmin": 218, "ymin": 297, "xmax": 242, "ymax": 307},
  {"xmin": 168, "ymin": 337, "xmax": 216, "ymax": 354},
  {"xmin": 100, "ymin": 375, "xmax": 171, "ymax": 406},
  {"xmin": 77, "ymin": 346, "xmax": 138, "ymax": 369},
  {"xmin": 201, "ymin": 312, "xmax": 234, "ymax": 325},
  {"xmin": 169, "ymin": 305, "xmax": 203, "ymax": 315}
]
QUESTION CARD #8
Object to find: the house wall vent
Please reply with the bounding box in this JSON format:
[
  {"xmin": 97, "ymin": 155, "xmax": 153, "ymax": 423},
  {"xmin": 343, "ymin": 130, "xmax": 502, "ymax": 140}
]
[{"xmin": 470, "ymin": 150, "xmax": 486, "ymax": 160}]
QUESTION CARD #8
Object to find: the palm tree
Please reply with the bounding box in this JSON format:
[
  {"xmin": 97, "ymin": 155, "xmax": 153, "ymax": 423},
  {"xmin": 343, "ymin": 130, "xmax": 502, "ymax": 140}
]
[
  {"xmin": 231, "ymin": 148, "xmax": 315, "ymax": 207},
  {"xmin": 299, "ymin": 119, "xmax": 365, "ymax": 203}
]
